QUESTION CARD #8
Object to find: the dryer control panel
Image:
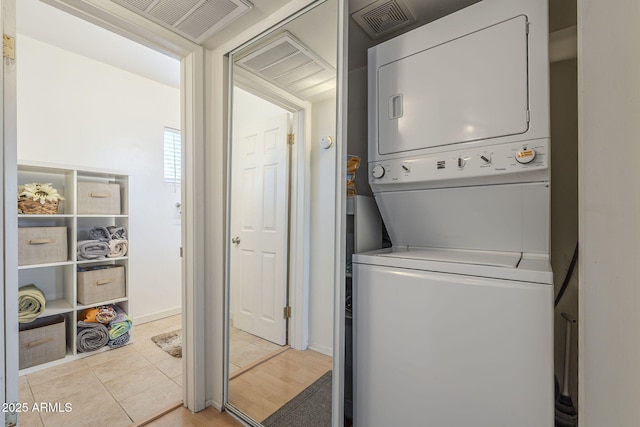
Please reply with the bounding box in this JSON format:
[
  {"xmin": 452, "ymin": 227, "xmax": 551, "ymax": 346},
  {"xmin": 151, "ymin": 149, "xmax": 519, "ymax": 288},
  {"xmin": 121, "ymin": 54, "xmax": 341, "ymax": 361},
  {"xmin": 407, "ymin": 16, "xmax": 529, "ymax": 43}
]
[{"xmin": 369, "ymin": 139, "xmax": 548, "ymax": 185}]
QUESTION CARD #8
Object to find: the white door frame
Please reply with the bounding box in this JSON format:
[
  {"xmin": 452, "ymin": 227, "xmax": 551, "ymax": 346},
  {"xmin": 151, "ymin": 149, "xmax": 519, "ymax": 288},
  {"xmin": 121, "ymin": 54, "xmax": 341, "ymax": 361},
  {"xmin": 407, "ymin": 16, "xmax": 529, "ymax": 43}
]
[{"xmin": 2, "ymin": 0, "xmax": 19, "ymax": 422}]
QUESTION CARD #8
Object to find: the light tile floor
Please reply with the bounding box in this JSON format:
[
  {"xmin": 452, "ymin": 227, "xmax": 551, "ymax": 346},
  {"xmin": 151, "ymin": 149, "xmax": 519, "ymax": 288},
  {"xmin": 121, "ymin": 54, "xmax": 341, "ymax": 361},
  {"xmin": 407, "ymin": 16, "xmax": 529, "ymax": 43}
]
[
  {"xmin": 18, "ymin": 316, "xmax": 285, "ymax": 426},
  {"xmin": 18, "ymin": 314, "xmax": 183, "ymax": 427},
  {"xmin": 228, "ymin": 324, "xmax": 284, "ymax": 376}
]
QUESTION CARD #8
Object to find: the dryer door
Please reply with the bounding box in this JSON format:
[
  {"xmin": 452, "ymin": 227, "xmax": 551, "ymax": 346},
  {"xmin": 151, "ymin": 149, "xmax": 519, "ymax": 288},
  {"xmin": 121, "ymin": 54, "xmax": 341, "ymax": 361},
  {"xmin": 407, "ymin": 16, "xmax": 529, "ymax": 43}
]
[{"xmin": 376, "ymin": 15, "xmax": 529, "ymax": 155}]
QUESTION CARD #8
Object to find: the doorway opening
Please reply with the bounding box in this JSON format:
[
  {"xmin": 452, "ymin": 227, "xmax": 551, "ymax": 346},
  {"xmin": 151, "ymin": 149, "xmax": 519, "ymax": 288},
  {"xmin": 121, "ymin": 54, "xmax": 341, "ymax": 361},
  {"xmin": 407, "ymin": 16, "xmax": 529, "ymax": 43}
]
[{"xmin": 14, "ymin": 0, "xmax": 186, "ymax": 424}]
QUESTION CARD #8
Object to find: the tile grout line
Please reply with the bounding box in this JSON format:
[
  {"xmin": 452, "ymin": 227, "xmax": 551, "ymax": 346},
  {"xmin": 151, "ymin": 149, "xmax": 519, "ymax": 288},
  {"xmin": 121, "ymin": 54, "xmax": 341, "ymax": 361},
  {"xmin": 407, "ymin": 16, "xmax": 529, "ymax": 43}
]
[
  {"xmin": 92, "ymin": 367, "xmax": 136, "ymax": 425},
  {"xmin": 97, "ymin": 335, "xmax": 182, "ymax": 424},
  {"xmin": 22, "ymin": 316, "xmax": 183, "ymax": 427},
  {"xmin": 25, "ymin": 376, "xmax": 45, "ymax": 427}
]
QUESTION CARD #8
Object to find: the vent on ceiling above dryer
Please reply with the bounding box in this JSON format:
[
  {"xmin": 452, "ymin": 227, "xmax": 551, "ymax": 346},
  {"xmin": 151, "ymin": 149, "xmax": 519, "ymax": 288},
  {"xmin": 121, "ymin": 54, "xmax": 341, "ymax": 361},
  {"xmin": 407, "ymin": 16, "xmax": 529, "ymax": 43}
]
[
  {"xmin": 112, "ymin": 0, "xmax": 252, "ymax": 44},
  {"xmin": 236, "ymin": 32, "xmax": 336, "ymax": 101},
  {"xmin": 352, "ymin": 0, "xmax": 416, "ymax": 39}
]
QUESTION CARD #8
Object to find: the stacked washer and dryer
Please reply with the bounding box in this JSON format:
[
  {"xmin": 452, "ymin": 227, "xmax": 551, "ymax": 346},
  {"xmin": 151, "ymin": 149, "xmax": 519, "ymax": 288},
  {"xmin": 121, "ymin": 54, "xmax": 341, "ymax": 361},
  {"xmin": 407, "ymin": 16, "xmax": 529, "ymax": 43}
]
[{"xmin": 352, "ymin": 0, "xmax": 553, "ymax": 426}]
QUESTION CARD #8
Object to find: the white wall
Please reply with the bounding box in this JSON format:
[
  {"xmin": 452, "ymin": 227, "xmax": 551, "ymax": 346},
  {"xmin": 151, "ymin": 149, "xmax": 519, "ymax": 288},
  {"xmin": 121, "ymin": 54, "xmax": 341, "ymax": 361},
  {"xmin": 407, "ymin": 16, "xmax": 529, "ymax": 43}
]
[
  {"xmin": 308, "ymin": 95, "xmax": 337, "ymax": 355},
  {"xmin": 17, "ymin": 35, "xmax": 182, "ymax": 322},
  {"xmin": 579, "ymin": 0, "xmax": 640, "ymax": 424}
]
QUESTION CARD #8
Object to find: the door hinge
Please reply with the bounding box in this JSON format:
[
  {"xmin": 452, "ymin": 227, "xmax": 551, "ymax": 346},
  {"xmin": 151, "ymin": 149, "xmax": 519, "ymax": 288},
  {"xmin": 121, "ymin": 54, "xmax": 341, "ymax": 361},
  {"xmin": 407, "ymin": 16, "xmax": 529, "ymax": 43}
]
[
  {"xmin": 180, "ymin": 247, "xmax": 183, "ymax": 257},
  {"xmin": 283, "ymin": 306, "xmax": 292, "ymax": 319},
  {"xmin": 526, "ymin": 110, "xmax": 531, "ymax": 122},
  {"xmin": 3, "ymin": 34, "xmax": 15, "ymax": 60},
  {"xmin": 526, "ymin": 21, "xmax": 530, "ymax": 35},
  {"xmin": 5, "ymin": 409, "xmax": 17, "ymax": 427},
  {"xmin": 287, "ymin": 133, "xmax": 295, "ymax": 145}
]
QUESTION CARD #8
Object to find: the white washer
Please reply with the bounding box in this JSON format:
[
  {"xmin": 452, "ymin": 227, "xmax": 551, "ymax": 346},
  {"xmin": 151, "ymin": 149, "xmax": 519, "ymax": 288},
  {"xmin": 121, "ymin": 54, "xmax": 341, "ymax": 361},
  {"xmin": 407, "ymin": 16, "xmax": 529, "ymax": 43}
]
[
  {"xmin": 353, "ymin": 0, "xmax": 553, "ymax": 425},
  {"xmin": 353, "ymin": 248, "xmax": 554, "ymax": 427}
]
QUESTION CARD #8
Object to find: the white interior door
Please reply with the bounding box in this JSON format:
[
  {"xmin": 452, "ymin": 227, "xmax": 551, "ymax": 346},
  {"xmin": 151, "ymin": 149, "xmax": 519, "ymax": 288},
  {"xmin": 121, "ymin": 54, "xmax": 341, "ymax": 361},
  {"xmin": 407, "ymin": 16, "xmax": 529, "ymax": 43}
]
[{"xmin": 230, "ymin": 111, "xmax": 290, "ymax": 345}]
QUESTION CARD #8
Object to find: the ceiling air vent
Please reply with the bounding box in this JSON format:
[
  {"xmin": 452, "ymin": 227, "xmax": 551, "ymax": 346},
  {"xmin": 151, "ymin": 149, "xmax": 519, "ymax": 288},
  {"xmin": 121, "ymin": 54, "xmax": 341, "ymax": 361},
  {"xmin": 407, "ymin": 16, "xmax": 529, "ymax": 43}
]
[
  {"xmin": 235, "ymin": 32, "xmax": 336, "ymax": 101},
  {"xmin": 111, "ymin": 0, "xmax": 252, "ymax": 44},
  {"xmin": 352, "ymin": 0, "xmax": 416, "ymax": 39}
]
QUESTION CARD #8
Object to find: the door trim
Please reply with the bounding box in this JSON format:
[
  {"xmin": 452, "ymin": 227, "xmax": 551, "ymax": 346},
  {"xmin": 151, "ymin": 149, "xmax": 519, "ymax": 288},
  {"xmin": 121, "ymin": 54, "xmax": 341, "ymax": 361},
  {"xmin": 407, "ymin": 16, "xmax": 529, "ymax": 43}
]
[{"xmin": 2, "ymin": 0, "xmax": 19, "ymax": 416}]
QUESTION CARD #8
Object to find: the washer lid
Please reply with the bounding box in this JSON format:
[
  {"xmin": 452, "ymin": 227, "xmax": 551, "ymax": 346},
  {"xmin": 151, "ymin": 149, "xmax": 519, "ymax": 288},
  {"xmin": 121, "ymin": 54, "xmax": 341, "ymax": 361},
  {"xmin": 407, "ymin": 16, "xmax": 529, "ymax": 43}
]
[
  {"xmin": 353, "ymin": 248, "xmax": 553, "ymax": 284},
  {"xmin": 377, "ymin": 247, "xmax": 522, "ymax": 268}
]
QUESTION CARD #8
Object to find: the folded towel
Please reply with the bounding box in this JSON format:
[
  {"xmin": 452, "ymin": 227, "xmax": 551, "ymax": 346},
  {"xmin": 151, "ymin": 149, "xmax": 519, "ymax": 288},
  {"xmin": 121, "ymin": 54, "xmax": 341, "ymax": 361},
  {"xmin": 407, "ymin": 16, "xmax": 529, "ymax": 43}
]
[
  {"xmin": 109, "ymin": 305, "xmax": 132, "ymax": 339},
  {"xmin": 96, "ymin": 306, "xmax": 117, "ymax": 324},
  {"xmin": 77, "ymin": 321, "xmax": 109, "ymax": 353},
  {"xmin": 18, "ymin": 284, "xmax": 46, "ymax": 323},
  {"xmin": 108, "ymin": 331, "xmax": 130, "ymax": 349},
  {"xmin": 107, "ymin": 239, "xmax": 128, "ymax": 258},
  {"xmin": 107, "ymin": 226, "xmax": 127, "ymax": 240},
  {"xmin": 81, "ymin": 305, "xmax": 117, "ymax": 324},
  {"xmin": 88, "ymin": 226, "xmax": 111, "ymax": 242},
  {"xmin": 77, "ymin": 240, "xmax": 110, "ymax": 260}
]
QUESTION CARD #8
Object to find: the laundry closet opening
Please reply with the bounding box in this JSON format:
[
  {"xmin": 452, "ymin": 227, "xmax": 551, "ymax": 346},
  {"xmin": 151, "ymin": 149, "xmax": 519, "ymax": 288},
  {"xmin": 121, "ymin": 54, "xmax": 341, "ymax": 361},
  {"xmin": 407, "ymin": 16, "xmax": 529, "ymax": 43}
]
[{"xmin": 15, "ymin": 0, "xmax": 184, "ymax": 424}]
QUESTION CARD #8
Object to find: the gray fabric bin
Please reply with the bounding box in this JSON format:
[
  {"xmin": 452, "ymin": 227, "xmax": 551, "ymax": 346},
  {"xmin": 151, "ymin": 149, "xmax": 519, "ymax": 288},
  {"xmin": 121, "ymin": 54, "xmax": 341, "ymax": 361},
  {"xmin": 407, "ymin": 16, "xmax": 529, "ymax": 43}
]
[
  {"xmin": 18, "ymin": 227, "xmax": 68, "ymax": 266},
  {"xmin": 77, "ymin": 265, "xmax": 126, "ymax": 305},
  {"xmin": 77, "ymin": 182, "xmax": 121, "ymax": 214},
  {"xmin": 19, "ymin": 315, "xmax": 66, "ymax": 369}
]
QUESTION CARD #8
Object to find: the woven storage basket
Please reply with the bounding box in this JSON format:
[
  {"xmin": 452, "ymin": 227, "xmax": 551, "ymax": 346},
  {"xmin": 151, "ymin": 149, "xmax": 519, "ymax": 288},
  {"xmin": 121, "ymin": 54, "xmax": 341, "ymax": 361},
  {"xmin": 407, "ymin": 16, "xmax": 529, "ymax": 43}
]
[
  {"xmin": 18, "ymin": 226, "xmax": 68, "ymax": 266},
  {"xmin": 19, "ymin": 315, "xmax": 66, "ymax": 369},
  {"xmin": 77, "ymin": 265, "xmax": 126, "ymax": 305},
  {"xmin": 77, "ymin": 182, "xmax": 121, "ymax": 215},
  {"xmin": 18, "ymin": 198, "xmax": 59, "ymax": 214}
]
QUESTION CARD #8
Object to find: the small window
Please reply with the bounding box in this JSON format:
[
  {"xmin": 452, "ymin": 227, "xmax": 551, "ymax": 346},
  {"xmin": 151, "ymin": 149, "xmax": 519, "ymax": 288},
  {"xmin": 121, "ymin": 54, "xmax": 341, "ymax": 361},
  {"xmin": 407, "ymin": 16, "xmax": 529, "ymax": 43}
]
[{"xmin": 164, "ymin": 127, "xmax": 182, "ymax": 184}]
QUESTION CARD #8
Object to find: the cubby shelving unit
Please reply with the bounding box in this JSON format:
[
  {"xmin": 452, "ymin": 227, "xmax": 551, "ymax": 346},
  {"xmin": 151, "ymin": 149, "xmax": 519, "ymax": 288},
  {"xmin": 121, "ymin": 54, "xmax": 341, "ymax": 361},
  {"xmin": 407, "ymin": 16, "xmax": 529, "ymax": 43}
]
[{"xmin": 18, "ymin": 161, "xmax": 130, "ymax": 374}]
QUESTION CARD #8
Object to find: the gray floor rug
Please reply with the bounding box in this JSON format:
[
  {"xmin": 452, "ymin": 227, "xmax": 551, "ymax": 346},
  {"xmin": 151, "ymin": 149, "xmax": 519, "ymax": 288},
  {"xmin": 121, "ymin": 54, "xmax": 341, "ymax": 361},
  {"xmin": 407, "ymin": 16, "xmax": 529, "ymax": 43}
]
[
  {"xmin": 262, "ymin": 370, "xmax": 332, "ymax": 427},
  {"xmin": 151, "ymin": 329, "xmax": 182, "ymax": 358}
]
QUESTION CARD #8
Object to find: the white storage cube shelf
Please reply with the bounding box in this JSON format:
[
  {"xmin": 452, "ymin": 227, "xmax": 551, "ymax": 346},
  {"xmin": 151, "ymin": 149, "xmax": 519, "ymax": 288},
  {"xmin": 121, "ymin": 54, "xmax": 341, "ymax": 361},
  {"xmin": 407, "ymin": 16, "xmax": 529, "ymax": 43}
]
[{"xmin": 17, "ymin": 163, "xmax": 130, "ymax": 373}]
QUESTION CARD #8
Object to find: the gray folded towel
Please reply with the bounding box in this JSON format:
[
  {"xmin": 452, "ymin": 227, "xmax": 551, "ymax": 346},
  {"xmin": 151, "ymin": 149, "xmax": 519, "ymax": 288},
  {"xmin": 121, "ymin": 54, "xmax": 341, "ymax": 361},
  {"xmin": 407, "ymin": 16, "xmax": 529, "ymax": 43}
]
[
  {"xmin": 77, "ymin": 321, "xmax": 109, "ymax": 353},
  {"xmin": 107, "ymin": 226, "xmax": 127, "ymax": 240},
  {"xmin": 77, "ymin": 240, "xmax": 110, "ymax": 260},
  {"xmin": 88, "ymin": 226, "xmax": 111, "ymax": 242}
]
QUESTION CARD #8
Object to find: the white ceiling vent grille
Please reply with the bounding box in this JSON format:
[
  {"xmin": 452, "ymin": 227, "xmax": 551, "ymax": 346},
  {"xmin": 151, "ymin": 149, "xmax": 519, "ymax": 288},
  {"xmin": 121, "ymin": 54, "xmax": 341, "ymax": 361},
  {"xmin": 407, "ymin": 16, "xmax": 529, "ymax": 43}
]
[
  {"xmin": 112, "ymin": 0, "xmax": 252, "ymax": 44},
  {"xmin": 352, "ymin": 0, "xmax": 416, "ymax": 39},
  {"xmin": 236, "ymin": 32, "xmax": 336, "ymax": 101}
]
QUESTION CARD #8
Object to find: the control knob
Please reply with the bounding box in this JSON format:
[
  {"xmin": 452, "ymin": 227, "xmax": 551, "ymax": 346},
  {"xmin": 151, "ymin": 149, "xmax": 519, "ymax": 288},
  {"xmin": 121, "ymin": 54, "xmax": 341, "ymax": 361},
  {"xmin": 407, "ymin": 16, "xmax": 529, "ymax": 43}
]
[
  {"xmin": 372, "ymin": 165, "xmax": 385, "ymax": 179},
  {"xmin": 515, "ymin": 147, "xmax": 536, "ymax": 164},
  {"xmin": 480, "ymin": 154, "xmax": 492, "ymax": 165}
]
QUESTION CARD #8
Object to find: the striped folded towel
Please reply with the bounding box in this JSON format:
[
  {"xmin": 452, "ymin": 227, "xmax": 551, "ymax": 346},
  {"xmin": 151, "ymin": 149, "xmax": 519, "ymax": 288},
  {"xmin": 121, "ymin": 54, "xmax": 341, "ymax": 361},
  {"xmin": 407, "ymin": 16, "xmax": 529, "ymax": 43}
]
[{"xmin": 109, "ymin": 305, "xmax": 132, "ymax": 339}]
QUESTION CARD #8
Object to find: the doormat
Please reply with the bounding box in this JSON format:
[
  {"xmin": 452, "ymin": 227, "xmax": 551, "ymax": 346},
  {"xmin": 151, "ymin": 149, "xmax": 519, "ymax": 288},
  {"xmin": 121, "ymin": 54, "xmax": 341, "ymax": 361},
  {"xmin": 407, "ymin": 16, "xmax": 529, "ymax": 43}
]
[
  {"xmin": 262, "ymin": 370, "xmax": 332, "ymax": 427},
  {"xmin": 151, "ymin": 330, "xmax": 182, "ymax": 358}
]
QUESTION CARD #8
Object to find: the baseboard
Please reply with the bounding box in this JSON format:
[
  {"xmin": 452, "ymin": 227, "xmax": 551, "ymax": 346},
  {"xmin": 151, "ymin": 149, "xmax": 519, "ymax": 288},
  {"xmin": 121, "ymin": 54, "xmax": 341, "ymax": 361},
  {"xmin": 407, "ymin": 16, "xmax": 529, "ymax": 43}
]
[
  {"xmin": 134, "ymin": 306, "xmax": 181, "ymax": 325},
  {"xmin": 308, "ymin": 343, "xmax": 333, "ymax": 357},
  {"xmin": 208, "ymin": 399, "xmax": 223, "ymax": 411}
]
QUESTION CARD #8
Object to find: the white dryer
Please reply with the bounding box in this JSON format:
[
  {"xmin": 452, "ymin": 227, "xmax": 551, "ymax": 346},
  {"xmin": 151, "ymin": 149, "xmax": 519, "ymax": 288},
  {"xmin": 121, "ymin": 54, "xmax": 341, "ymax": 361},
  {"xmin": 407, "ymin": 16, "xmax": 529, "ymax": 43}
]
[{"xmin": 353, "ymin": 0, "xmax": 553, "ymax": 426}]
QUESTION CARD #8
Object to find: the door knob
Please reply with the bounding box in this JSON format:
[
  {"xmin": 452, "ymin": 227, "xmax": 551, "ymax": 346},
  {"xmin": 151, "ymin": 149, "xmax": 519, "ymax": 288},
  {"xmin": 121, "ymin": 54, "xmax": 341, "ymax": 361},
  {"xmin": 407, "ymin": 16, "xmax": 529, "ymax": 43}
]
[{"xmin": 231, "ymin": 236, "xmax": 241, "ymax": 244}]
